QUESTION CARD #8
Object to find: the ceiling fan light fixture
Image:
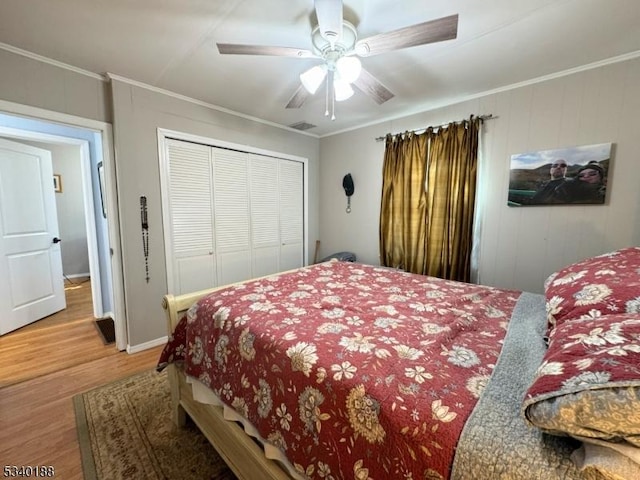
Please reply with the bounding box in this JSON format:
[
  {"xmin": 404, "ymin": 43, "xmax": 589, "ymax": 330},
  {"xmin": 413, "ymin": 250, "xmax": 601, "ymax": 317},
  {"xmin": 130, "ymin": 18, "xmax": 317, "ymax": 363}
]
[
  {"xmin": 334, "ymin": 78, "xmax": 354, "ymax": 101},
  {"xmin": 335, "ymin": 56, "xmax": 362, "ymax": 83},
  {"xmin": 311, "ymin": 21, "xmax": 357, "ymax": 56},
  {"xmin": 217, "ymin": 8, "xmax": 458, "ymax": 116},
  {"xmin": 300, "ymin": 65, "xmax": 327, "ymax": 94}
]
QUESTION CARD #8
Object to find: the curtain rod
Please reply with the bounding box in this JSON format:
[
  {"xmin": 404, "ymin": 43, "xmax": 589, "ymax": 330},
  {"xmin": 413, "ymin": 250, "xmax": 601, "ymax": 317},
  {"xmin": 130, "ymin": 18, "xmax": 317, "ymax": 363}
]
[{"xmin": 375, "ymin": 114, "xmax": 496, "ymax": 142}]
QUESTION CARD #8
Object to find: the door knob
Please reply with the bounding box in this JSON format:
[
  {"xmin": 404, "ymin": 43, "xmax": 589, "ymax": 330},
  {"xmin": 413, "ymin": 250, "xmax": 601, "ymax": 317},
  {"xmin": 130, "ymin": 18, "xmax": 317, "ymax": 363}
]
[{"xmin": 52, "ymin": 237, "xmax": 61, "ymax": 244}]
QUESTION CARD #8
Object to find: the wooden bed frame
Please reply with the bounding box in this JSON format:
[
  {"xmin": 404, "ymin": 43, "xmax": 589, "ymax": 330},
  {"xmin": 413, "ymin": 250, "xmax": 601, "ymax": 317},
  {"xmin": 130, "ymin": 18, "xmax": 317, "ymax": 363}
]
[{"xmin": 162, "ymin": 287, "xmax": 293, "ymax": 480}]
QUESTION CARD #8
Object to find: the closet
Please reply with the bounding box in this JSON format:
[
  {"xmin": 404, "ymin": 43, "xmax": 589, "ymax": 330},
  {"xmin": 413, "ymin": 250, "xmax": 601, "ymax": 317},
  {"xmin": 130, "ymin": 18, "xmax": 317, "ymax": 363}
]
[{"xmin": 164, "ymin": 138, "xmax": 304, "ymax": 295}]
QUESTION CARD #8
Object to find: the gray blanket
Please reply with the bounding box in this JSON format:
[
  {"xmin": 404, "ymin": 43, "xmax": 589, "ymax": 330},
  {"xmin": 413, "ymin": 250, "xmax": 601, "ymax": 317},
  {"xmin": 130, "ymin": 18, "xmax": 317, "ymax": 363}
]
[{"xmin": 451, "ymin": 292, "xmax": 583, "ymax": 480}]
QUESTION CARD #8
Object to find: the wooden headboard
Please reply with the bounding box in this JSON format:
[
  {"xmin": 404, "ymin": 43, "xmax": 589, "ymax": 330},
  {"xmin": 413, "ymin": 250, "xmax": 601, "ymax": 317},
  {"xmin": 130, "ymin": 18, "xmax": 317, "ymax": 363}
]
[
  {"xmin": 162, "ymin": 286, "xmax": 221, "ymax": 332},
  {"xmin": 162, "ymin": 266, "xmax": 308, "ymax": 333}
]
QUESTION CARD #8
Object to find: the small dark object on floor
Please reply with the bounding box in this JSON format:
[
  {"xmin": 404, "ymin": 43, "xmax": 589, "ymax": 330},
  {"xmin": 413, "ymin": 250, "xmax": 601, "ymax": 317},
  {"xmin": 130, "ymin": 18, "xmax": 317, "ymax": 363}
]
[
  {"xmin": 94, "ymin": 318, "xmax": 115, "ymax": 345},
  {"xmin": 320, "ymin": 251, "xmax": 357, "ymax": 263}
]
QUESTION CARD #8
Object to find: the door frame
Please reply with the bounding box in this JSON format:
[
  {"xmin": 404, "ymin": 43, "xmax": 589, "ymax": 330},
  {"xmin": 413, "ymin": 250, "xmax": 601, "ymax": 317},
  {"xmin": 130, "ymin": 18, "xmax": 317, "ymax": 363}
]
[
  {"xmin": 0, "ymin": 129, "xmax": 103, "ymax": 317},
  {"xmin": 0, "ymin": 99, "xmax": 127, "ymax": 351}
]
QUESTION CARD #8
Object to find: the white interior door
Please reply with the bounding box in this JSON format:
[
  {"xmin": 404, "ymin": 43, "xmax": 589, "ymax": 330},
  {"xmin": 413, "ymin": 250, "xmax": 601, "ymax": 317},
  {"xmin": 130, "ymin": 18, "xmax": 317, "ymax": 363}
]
[
  {"xmin": 213, "ymin": 148, "xmax": 252, "ymax": 285},
  {"xmin": 249, "ymin": 154, "xmax": 280, "ymax": 277},
  {"xmin": 0, "ymin": 138, "xmax": 66, "ymax": 335},
  {"xmin": 166, "ymin": 139, "xmax": 216, "ymax": 295},
  {"xmin": 279, "ymin": 159, "xmax": 304, "ymax": 271}
]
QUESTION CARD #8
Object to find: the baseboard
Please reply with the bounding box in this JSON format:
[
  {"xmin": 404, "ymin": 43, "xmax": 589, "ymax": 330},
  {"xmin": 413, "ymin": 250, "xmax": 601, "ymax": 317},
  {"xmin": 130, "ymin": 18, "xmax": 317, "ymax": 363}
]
[
  {"xmin": 65, "ymin": 272, "xmax": 91, "ymax": 279},
  {"xmin": 127, "ymin": 336, "xmax": 168, "ymax": 354}
]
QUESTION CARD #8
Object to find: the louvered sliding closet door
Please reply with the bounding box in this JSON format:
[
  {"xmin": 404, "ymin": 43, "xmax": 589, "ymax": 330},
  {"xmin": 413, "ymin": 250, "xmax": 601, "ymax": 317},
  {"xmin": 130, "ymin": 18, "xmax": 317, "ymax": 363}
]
[
  {"xmin": 167, "ymin": 140, "xmax": 216, "ymax": 294},
  {"xmin": 249, "ymin": 154, "xmax": 280, "ymax": 277},
  {"xmin": 279, "ymin": 159, "xmax": 304, "ymax": 271},
  {"xmin": 212, "ymin": 148, "xmax": 252, "ymax": 285}
]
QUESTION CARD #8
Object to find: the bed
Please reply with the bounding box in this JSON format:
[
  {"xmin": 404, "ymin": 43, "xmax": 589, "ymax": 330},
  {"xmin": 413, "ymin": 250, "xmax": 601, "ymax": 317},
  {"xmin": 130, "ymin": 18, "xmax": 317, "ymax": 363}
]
[{"xmin": 158, "ymin": 248, "xmax": 640, "ymax": 480}]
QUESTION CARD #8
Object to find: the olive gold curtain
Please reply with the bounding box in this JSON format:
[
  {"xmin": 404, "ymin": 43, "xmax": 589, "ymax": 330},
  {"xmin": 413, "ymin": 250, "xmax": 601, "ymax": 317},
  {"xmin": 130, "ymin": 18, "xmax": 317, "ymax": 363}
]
[
  {"xmin": 379, "ymin": 116, "xmax": 481, "ymax": 282},
  {"xmin": 379, "ymin": 131, "xmax": 430, "ymax": 273}
]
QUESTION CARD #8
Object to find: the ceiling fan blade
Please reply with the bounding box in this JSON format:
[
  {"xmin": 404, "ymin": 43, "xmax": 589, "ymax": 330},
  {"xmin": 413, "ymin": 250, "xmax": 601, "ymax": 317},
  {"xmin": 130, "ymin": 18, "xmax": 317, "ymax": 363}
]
[
  {"xmin": 353, "ymin": 68, "xmax": 394, "ymax": 104},
  {"xmin": 217, "ymin": 43, "xmax": 316, "ymax": 58},
  {"xmin": 314, "ymin": 0, "xmax": 343, "ymax": 43},
  {"xmin": 286, "ymin": 85, "xmax": 311, "ymax": 109},
  {"xmin": 355, "ymin": 14, "xmax": 458, "ymax": 57}
]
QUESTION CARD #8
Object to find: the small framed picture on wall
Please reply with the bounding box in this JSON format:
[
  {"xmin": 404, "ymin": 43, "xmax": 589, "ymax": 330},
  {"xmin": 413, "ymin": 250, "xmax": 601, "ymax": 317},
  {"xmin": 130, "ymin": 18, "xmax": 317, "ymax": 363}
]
[{"xmin": 53, "ymin": 174, "xmax": 62, "ymax": 193}]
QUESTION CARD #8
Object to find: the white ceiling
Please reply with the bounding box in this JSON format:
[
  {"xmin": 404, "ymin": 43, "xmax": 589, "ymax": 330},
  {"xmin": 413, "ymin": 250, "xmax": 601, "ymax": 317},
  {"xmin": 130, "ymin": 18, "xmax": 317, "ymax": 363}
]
[{"xmin": 1, "ymin": 0, "xmax": 639, "ymax": 137}]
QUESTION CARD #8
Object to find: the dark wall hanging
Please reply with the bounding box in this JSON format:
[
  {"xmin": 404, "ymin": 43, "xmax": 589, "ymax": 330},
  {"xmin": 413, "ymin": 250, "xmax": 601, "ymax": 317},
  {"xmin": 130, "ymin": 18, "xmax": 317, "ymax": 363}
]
[
  {"xmin": 342, "ymin": 173, "xmax": 354, "ymax": 213},
  {"xmin": 140, "ymin": 196, "xmax": 150, "ymax": 282}
]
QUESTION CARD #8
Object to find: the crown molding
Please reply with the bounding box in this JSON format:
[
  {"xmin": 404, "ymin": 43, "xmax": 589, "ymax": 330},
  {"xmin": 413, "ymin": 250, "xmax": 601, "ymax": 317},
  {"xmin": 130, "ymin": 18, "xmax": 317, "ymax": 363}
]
[
  {"xmin": 0, "ymin": 41, "xmax": 106, "ymax": 81},
  {"xmin": 321, "ymin": 49, "xmax": 640, "ymax": 138},
  {"xmin": 0, "ymin": 41, "xmax": 318, "ymax": 138},
  {"xmin": 106, "ymin": 73, "xmax": 319, "ymax": 139},
  {"xmin": 2, "ymin": 40, "xmax": 638, "ymax": 140}
]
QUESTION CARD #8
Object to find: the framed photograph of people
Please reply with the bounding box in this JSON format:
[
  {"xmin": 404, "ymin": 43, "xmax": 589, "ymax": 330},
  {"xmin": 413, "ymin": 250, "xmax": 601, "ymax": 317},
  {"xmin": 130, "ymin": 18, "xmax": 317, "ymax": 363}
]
[
  {"xmin": 53, "ymin": 174, "xmax": 62, "ymax": 193},
  {"xmin": 507, "ymin": 142, "xmax": 612, "ymax": 206}
]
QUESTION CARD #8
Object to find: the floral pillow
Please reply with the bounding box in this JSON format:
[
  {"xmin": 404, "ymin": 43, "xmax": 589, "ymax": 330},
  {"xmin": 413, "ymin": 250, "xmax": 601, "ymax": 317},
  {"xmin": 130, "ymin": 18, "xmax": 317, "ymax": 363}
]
[
  {"xmin": 522, "ymin": 313, "xmax": 640, "ymax": 446},
  {"xmin": 544, "ymin": 247, "xmax": 640, "ymax": 331}
]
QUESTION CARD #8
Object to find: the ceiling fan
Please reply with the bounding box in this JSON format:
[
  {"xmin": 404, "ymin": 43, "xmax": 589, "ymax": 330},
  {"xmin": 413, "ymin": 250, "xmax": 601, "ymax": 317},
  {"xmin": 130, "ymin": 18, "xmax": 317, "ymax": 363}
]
[{"xmin": 216, "ymin": 0, "xmax": 458, "ymax": 119}]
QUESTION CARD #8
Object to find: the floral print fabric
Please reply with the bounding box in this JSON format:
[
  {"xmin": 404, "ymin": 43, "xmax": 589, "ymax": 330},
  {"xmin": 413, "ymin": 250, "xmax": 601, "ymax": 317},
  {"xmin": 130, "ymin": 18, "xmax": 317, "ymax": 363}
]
[
  {"xmin": 544, "ymin": 247, "xmax": 640, "ymax": 331},
  {"xmin": 522, "ymin": 313, "xmax": 640, "ymax": 446},
  {"xmin": 158, "ymin": 261, "xmax": 520, "ymax": 479}
]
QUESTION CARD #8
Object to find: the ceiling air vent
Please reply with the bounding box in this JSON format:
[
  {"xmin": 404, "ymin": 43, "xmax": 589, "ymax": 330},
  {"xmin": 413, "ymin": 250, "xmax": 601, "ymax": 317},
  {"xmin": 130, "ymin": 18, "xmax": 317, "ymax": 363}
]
[{"xmin": 289, "ymin": 121, "xmax": 316, "ymax": 131}]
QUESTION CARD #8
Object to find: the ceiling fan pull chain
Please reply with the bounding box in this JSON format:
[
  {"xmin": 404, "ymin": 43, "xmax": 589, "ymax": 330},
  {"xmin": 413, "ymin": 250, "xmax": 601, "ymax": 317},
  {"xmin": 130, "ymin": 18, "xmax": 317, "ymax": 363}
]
[
  {"xmin": 328, "ymin": 69, "xmax": 336, "ymax": 120},
  {"xmin": 324, "ymin": 75, "xmax": 330, "ymax": 117},
  {"xmin": 331, "ymin": 93, "xmax": 336, "ymax": 121}
]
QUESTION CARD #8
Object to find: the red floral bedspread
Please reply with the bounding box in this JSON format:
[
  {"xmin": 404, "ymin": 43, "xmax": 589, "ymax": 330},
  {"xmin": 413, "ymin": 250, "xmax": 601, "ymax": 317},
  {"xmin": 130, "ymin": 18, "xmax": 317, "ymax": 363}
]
[{"xmin": 158, "ymin": 261, "xmax": 520, "ymax": 480}]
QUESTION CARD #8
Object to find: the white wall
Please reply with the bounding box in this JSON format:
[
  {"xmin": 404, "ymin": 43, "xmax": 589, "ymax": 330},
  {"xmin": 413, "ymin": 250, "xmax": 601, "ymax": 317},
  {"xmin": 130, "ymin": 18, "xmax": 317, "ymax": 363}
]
[
  {"xmin": 318, "ymin": 125, "xmax": 385, "ymax": 264},
  {"xmin": 0, "ymin": 49, "xmax": 110, "ymax": 123},
  {"xmin": 19, "ymin": 142, "xmax": 89, "ymax": 277},
  {"xmin": 319, "ymin": 57, "xmax": 640, "ymax": 294}
]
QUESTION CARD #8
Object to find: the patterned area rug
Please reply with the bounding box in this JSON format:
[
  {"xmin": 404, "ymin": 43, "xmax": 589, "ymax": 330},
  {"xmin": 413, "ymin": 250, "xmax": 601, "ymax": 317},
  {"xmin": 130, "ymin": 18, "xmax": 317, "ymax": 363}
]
[{"xmin": 73, "ymin": 369, "xmax": 237, "ymax": 480}]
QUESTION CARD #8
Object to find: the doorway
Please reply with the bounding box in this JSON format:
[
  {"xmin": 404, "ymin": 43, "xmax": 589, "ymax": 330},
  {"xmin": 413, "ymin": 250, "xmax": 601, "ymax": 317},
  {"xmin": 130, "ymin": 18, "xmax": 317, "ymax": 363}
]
[
  {"xmin": 0, "ymin": 135, "xmax": 103, "ymax": 322},
  {"xmin": 0, "ymin": 100, "xmax": 127, "ymax": 350}
]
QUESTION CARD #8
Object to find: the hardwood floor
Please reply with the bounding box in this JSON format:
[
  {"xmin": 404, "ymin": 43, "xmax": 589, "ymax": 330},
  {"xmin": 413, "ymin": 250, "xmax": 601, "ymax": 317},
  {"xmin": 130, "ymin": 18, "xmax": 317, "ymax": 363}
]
[
  {"xmin": 0, "ymin": 277, "xmax": 118, "ymax": 388},
  {"xmin": 0, "ymin": 277, "xmax": 164, "ymax": 479}
]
